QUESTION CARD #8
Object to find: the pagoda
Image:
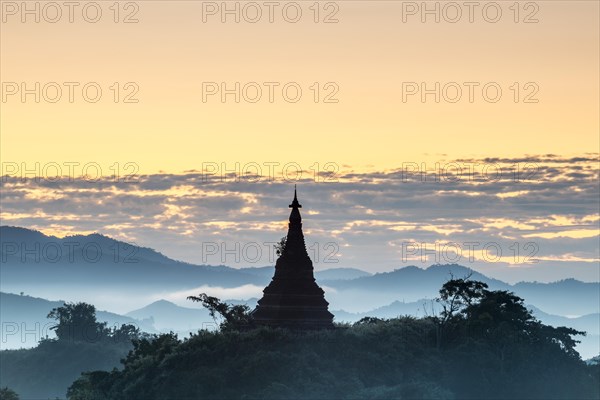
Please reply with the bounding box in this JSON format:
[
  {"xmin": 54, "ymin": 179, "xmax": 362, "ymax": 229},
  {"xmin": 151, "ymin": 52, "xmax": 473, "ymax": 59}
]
[{"xmin": 251, "ymin": 187, "xmax": 334, "ymax": 329}]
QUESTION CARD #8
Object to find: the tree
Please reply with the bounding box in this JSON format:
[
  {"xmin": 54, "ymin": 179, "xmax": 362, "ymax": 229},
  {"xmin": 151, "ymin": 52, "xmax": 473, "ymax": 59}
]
[
  {"xmin": 0, "ymin": 387, "xmax": 19, "ymax": 400},
  {"xmin": 435, "ymin": 277, "xmax": 488, "ymax": 348},
  {"xmin": 66, "ymin": 371, "xmax": 111, "ymax": 400},
  {"xmin": 274, "ymin": 236, "xmax": 287, "ymax": 257},
  {"xmin": 354, "ymin": 316, "xmax": 385, "ymax": 325},
  {"xmin": 464, "ymin": 289, "xmax": 534, "ymax": 332},
  {"xmin": 121, "ymin": 332, "xmax": 180, "ymax": 366},
  {"xmin": 110, "ymin": 323, "xmax": 142, "ymax": 344},
  {"xmin": 47, "ymin": 302, "xmax": 108, "ymax": 342},
  {"xmin": 187, "ymin": 293, "xmax": 253, "ymax": 331},
  {"xmin": 437, "ymin": 276, "xmax": 488, "ymax": 322}
]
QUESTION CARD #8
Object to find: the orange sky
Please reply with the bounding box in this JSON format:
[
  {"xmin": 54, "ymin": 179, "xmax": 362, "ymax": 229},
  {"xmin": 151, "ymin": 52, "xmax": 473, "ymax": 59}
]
[{"xmin": 1, "ymin": 0, "xmax": 599, "ymax": 174}]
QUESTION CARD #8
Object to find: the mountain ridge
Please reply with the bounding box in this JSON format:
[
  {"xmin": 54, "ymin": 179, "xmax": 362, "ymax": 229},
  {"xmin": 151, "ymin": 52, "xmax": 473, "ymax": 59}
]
[{"xmin": 2, "ymin": 226, "xmax": 598, "ymax": 318}]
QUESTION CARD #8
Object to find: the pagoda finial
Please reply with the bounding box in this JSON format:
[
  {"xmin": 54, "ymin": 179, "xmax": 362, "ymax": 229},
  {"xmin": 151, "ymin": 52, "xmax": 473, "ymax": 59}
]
[{"xmin": 289, "ymin": 185, "xmax": 302, "ymax": 208}]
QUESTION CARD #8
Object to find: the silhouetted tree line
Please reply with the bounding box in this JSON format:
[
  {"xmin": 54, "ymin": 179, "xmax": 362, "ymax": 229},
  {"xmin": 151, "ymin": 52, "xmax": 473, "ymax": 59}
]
[
  {"xmin": 0, "ymin": 302, "xmax": 145, "ymax": 399},
  {"xmin": 66, "ymin": 279, "xmax": 600, "ymax": 399}
]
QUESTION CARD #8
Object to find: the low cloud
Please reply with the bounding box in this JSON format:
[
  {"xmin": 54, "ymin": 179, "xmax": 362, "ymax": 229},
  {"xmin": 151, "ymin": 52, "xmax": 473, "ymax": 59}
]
[
  {"xmin": 1, "ymin": 155, "xmax": 598, "ymax": 282},
  {"xmin": 158, "ymin": 284, "xmax": 265, "ymax": 306}
]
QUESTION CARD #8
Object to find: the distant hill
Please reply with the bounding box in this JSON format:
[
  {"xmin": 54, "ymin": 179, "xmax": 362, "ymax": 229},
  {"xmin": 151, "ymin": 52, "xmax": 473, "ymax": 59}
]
[
  {"xmin": 324, "ymin": 264, "xmax": 508, "ymax": 292},
  {"xmin": 2, "ymin": 226, "xmax": 598, "ymax": 319},
  {"xmin": 323, "ymin": 264, "xmax": 600, "ymax": 316},
  {"xmin": 240, "ymin": 266, "xmax": 372, "ymax": 281},
  {"xmin": 513, "ymin": 279, "xmax": 600, "ymax": 316},
  {"xmin": 0, "ymin": 226, "xmax": 267, "ymax": 290},
  {"xmin": 0, "ymin": 292, "xmax": 154, "ymax": 350},
  {"xmin": 315, "ymin": 267, "xmax": 372, "ymax": 281},
  {"xmin": 126, "ymin": 298, "xmax": 259, "ymax": 333},
  {"xmin": 238, "ymin": 266, "xmax": 274, "ymax": 278},
  {"xmin": 333, "ymin": 299, "xmax": 599, "ymax": 332},
  {"xmin": 126, "ymin": 300, "xmax": 213, "ymax": 332}
]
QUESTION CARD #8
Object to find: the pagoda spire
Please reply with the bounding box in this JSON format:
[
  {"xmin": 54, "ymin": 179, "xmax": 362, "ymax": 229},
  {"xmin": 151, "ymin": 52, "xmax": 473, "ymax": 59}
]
[
  {"xmin": 250, "ymin": 187, "xmax": 334, "ymax": 329},
  {"xmin": 283, "ymin": 186, "xmax": 308, "ymax": 260},
  {"xmin": 289, "ymin": 185, "xmax": 301, "ymax": 209}
]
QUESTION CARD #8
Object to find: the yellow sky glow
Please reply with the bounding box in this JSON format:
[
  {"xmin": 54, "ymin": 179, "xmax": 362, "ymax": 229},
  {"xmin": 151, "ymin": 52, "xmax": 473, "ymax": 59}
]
[{"xmin": 1, "ymin": 1, "xmax": 598, "ymax": 173}]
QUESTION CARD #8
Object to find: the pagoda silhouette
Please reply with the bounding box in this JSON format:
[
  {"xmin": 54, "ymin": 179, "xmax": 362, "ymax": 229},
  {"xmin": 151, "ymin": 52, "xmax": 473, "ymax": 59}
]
[{"xmin": 251, "ymin": 187, "xmax": 334, "ymax": 329}]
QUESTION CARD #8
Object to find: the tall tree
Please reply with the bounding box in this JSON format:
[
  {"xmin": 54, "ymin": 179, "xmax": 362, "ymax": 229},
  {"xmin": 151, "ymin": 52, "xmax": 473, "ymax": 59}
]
[
  {"xmin": 47, "ymin": 302, "xmax": 107, "ymax": 342},
  {"xmin": 187, "ymin": 293, "xmax": 253, "ymax": 331}
]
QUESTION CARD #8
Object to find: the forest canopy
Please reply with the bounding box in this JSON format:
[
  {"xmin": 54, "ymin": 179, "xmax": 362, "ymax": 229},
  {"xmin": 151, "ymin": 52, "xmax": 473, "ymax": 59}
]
[{"xmin": 66, "ymin": 279, "xmax": 600, "ymax": 400}]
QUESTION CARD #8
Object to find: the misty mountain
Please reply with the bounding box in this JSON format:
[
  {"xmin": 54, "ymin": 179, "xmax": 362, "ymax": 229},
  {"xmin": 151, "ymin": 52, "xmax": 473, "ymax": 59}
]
[
  {"xmin": 0, "ymin": 292, "xmax": 154, "ymax": 350},
  {"xmin": 331, "ymin": 299, "xmax": 600, "ymax": 360},
  {"xmin": 513, "ymin": 279, "xmax": 600, "ymax": 316},
  {"xmin": 126, "ymin": 298, "xmax": 259, "ymax": 333},
  {"xmin": 2, "ymin": 226, "xmax": 598, "ymax": 318},
  {"xmin": 324, "ymin": 264, "xmax": 509, "ymax": 292},
  {"xmin": 241, "ymin": 266, "xmax": 372, "ymax": 281},
  {"xmin": 0, "ymin": 226, "xmax": 268, "ymax": 290},
  {"xmin": 323, "ymin": 264, "xmax": 600, "ymax": 316},
  {"xmin": 315, "ymin": 267, "xmax": 372, "ymax": 280},
  {"xmin": 333, "ymin": 299, "xmax": 599, "ymax": 333},
  {"xmin": 237, "ymin": 266, "xmax": 273, "ymax": 278},
  {"xmin": 126, "ymin": 300, "xmax": 213, "ymax": 332}
]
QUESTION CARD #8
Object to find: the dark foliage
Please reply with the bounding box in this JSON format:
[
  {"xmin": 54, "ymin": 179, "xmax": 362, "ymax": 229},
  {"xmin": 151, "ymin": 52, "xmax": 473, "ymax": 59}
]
[
  {"xmin": 187, "ymin": 293, "xmax": 253, "ymax": 331},
  {"xmin": 274, "ymin": 236, "xmax": 287, "ymax": 257},
  {"xmin": 0, "ymin": 387, "xmax": 19, "ymax": 400},
  {"xmin": 0, "ymin": 303, "xmax": 145, "ymax": 399},
  {"xmin": 47, "ymin": 302, "xmax": 143, "ymax": 344},
  {"xmin": 67, "ymin": 280, "xmax": 600, "ymax": 399}
]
